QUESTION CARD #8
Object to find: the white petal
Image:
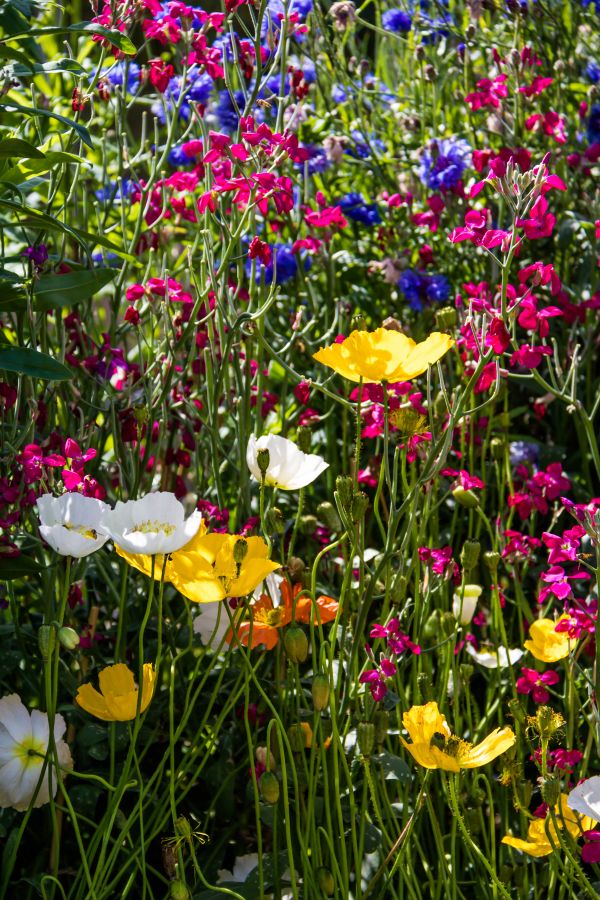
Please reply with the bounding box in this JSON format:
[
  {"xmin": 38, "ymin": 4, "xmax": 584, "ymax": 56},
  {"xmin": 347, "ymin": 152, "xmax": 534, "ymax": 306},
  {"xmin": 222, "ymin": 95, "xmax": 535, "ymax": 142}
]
[
  {"xmin": 0, "ymin": 695, "xmax": 32, "ymax": 743},
  {"xmin": 568, "ymin": 776, "xmax": 600, "ymax": 822}
]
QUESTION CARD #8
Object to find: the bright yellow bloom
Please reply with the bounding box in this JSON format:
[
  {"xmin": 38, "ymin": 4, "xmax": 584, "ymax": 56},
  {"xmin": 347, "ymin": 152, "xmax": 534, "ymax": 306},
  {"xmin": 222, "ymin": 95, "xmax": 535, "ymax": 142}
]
[
  {"xmin": 524, "ymin": 615, "xmax": 572, "ymax": 662},
  {"xmin": 313, "ymin": 328, "xmax": 454, "ymax": 384},
  {"xmin": 117, "ymin": 529, "xmax": 280, "ymax": 605},
  {"xmin": 502, "ymin": 794, "xmax": 595, "ymax": 857},
  {"xmin": 401, "ymin": 701, "xmax": 515, "ymax": 772},
  {"xmin": 76, "ymin": 663, "xmax": 155, "ymax": 721},
  {"xmin": 168, "ymin": 534, "xmax": 280, "ymax": 604}
]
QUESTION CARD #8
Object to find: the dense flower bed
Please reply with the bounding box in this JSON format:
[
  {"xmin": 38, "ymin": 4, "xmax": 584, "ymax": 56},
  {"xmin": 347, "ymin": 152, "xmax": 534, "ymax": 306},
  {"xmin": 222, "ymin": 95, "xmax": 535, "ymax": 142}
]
[{"xmin": 0, "ymin": 0, "xmax": 600, "ymax": 897}]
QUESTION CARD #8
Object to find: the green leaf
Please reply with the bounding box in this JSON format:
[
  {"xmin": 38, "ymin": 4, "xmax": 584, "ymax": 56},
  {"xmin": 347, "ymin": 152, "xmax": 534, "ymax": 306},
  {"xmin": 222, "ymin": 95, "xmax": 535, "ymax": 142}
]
[
  {"xmin": 0, "ymin": 100, "xmax": 92, "ymax": 148},
  {"xmin": 0, "ymin": 280, "xmax": 26, "ymax": 310},
  {"xmin": 33, "ymin": 268, "xmax": 118, "ymax": 309},
  {"xmin": 0, "ymin": 346, "xmax": 72, "ymax": 380},
  {"xmin": 24, "ymin": 23, "xmax": 136, "ymax": 55},
  {"xmin": 0, "ymin": 138, "xmax": 44, "ymax": 159},
  {"xmin": 0, "ymin": 198, "xmax": 138, "ymax": 263},
  {"xmin": 0, "ymin": 555, "xmax": 43, "ymax": 579},
  {"xmin": 9, "ymin": 58, "xmax": 86, "ymax": 77},
  {"xmin": 374, "ymin": 751, "xmax": 411, "ymax": 784},
  {"xmin": 77, "ymin": 723, "xmax": 108, "ymax": 748}
]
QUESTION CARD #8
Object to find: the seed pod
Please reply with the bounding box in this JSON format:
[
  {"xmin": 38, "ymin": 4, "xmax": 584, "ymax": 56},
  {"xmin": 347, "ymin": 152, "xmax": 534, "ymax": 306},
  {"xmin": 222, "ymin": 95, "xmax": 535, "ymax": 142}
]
[
  {"xmin": 435, "ymin": 306, "xmax": 457, "ymax": 330},
  {"xmin": 58, "ymin": 626, "xmax": 80, "ymax": 650},
  {"xmin": 256, "ymin": 448, "xmax": 270, "ymax": 476},
  {"xmin": 483, "ymin": 551, "xmax": 501, "ymax": 574},
  {"xmin": 460, "ymin": 539, "xmax": 481, "ymax": 573},
  {"xmin": 259, "ymin": 771, "xmax": 280, "ymax": 804},
  {"xmin": 233, "ymin": 538, "xmax": 248, "ymax": 564},
  {"xmin": 311, "ymin": 674, "xmax": 330, "ymax": 711},
  {"xmin": 351, "ymin": 491, "xmax": 369, "ymax": 522},
  {"xmin": 169, "ymin": 882, "xmax": 191, "ymax": 900},
  {"xmin": 357, "ymin": 722, "xmax": 375, "ymax": 757},
  {"xmin": 284, "ymin": 625, "xmax": 308, "ymax": 663},
  {"xmin": 374, "ymin": 709, "xmax": 389, "ymax": 746},
  {"xmin": 422, "ymin": 610, "xmax": 441, "ymax": 642},
  {"xmin": 317, "ymin": 867, "xmax": 335, "ymax": 895},
  {"xmin": 490, "ymin": 437, "xmax": 505, "ymax": 460},
  {"xmin": 335, "ymin": 476, "xmax": 354, "ymax": 512}
]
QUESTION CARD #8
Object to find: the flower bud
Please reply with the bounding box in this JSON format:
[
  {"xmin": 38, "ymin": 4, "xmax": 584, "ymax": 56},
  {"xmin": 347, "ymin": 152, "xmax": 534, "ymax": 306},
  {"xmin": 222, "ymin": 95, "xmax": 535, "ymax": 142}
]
[
  {"xmin": 259, "ymin": 771, "xmax": 280, "ymax": 804},
  {"xmin": 287, "ymin": 556, "xmax": 305, "ymax": 582},
  {"xmin": 390, "ymin": 574, "xmax": 407, "ymax": 605},
  {"xmin": 265, "ymin": 507, "xmax": 285, "ymax": 534},
  {"xmin": 452, "ymin": 584, "xmax": 482, "ymax": 625},
  {"xmin": 296, "ymin": 426, "xmax": 312, "ymax": 453},
  {"xmin": 256, "ymin": 746, "xmax": 276, "ymax": 769},
  {"xmin": 460, "ymin": 539, "xmax": 480, "ymax": 573},
  {"xmin": 417, "ymin": 672, "xmax": 434, "ymax": 701},
  {"xmin": 374, "ymin": 709, "xmax": 389, "ymax": 746},
  {"xmin": 256, "ymin": 448, "xmax": 270, "ymax": 477},
  {"xmin": 169, "ymin": 881, "xmax": 191, "ymax": 900},
  {"xmin": 311, "ymin": 674, "xmax": 330, "ymax": 711},
  {"xmin": 435, "ymin": 306, "xmax": 457, "ymax": 330},
  {"xmin": 175, "ymin": 815, "xmax": 193, "ymax": 840},
  {"xmin": 452, "ymin": 486, "xmax": 479, "ymax": 509},
  {"xmin": 288, "ymin": 722, "xmax": 312, "ymax": 752},
  {"xmin": 357, "ymin": 722, "xmax": 375, "ymax": 757},
  {"xmin": 299, "ymin": 514, "xmax": 318, "ymax": 535},
  {"xmin": 351, "ymin": 491, "xmax": 369, "ymax": 522},
  {"xmin": 317, "ymin": 501, "xmax": 342, "ymax": 532},
  {"xmin": 483, "ymin": 551, "xmax": 501, "ymax": 574},
  {"xmin": 422, "ymin": 609, "xmax": 441, "ymax": 642},
  {"xmin": 539, "ymin": 774, "xmax": 561, "ymax": 807},
  {"xmin": 233, "ymin": 538, "xmax": 248, "ymax": 564},
  {"xmin": 58, "ymin": 626, "xmax": 80, "ymax": 650},
  {"xmin": 38, "ymin": 624, "xmax": 56, "ymax": 661},
  {"xmin": 317, "ymin": 867, "xmax": 335, "ymax": 895},
  {"xmin": 335, "ymin": 476, "xmax": 354, "ymax": 512},
  {"xmin": 490, "ymin": 437, "xmax": 505, "ymax": 460},
  {"xmin": 284, "ymin": 625, "xmax": 308, "ymax": 663},
  {"xmin": 532, "ymin": 706, "xmax": 565, "ymax": 741},
  {"xmin": 508, "ymin": 698, "xmax": 527, "ymax": 728},
  {"xmin": 441, "ymin": 611, "xmax": 457, "ymax": 637},
  {"xmin": 518, "ymin": 780, "xmax": 532, "ymax": 808}
]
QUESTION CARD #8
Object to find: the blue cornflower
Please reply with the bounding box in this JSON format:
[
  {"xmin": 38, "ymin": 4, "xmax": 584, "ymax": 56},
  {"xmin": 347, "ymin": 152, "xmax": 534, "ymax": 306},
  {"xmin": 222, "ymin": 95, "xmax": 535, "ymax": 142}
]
[
  {"xmin": 95, "ymin": 179, "xmax": 135, "ymax": 204},
  {"xmin": 587, "ymin": 104, "xmax": 600, "ymax": 144},
  {"xmin": 398, "ymin": 270, "xmax": 450, "ymax": 310},
  {"xmin": 337, "ymin": 193, "xmax": 382, "ymax": 226},
  {"xmin": 382, "ymin": 8, "xmax": 412, "ymax": 31},
  {"xmin": 168, "ymin": 145, "xmax": 191, "ymax": 167},
  {"xmin": 105, "ymin": 62, "xmax": 141, "ymax": 95},
  {"xmin": 585, "ymin": 62, "xmax": 600, "ymax": 83},
  {"xmin": 398, "ymin": 270, "xmax": 424, "ymax": 309},
  {"xmin": 418, "ymin": 137, "xmax": 471, "ymax": 191},
  {"xmin": 187, "ymin": 70, "xmax": 214, "ymax": 104},
  {"xmin": 295, "ymin": 145, "xmax": 331, "ymax": 175},
  {"xmin": 214, "ymin": 90, "xmax": 246, "ymax": 131},
  {"xmin": 426, "ymin": 274, "xmax": 450, "ymax": 304},
  {"xmin": 509, "ymin": 441, "xmax": 540, "ymax": 466}
]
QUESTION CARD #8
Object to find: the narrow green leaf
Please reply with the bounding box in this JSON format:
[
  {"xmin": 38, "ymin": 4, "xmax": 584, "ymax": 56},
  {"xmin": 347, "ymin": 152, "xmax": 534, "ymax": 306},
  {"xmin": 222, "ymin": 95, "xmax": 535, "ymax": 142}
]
[
  {"xmin": 0, "ymin": 100, "xmax": 92, "ymax": 148},
  {"xmin": 33, "ymin": 268, "xmax": 118, "ymax": 309},
  {"xmin": 21, "ymin": 23, "xmax": 136, "ymax": 55},
  {"xmin": 0, "ymin": 346, "xmax": 72, "ymax": 380},
  {"xmin": 0, "ymin": 555, "xmax": 43, "ymax": 579},
  {"xmin": 0, "ymin": 138, "xmax": 45, "ymax": 159}
]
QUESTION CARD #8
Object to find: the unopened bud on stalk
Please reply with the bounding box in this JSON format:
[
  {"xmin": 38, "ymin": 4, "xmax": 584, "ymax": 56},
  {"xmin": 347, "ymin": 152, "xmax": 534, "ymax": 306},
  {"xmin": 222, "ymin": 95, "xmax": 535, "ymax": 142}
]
[
  {"xmin": 299, "ymin": 514, "xmax": 318, "ymax": 535},
  {"xmin": 288, "ymin": 724, "xmax": 308, "ymax": 752},
  {"xmin": 288, "ymin": 556, "xmax": 305, "ymax": 582},
  {"xmin": 259, "ymin": 771, "xmax": 280, "ymax": 804},
  {"xmin": 357, "ymin": 722, "xmax": 375, "ymax": 757},
  {"xmin": 284, "ymin": 625, "xmax": 308, "ymax": 663},
  {"xmin": 435, "ymin": 306, "xmax": 457, "ymax": 330},
  {"xmin": 265, "ymin": 507, "xmax": 285, "ymax": 534},
  {"xmin": 460, "ymin": 539, "xmax": 481, "ymax": 573},
  {"xmin": 351, "ymin": 491, "xmax": 369, "ymax": 522},
  {"xmin": 335, "ymin": 476, "xmax": 354, "ymax": 511},
  {"xmin": 317, "ymin": 867, "xmax": 335, "ymax": 895},
  {"xmin": 417, "ymin": 672, "xmax": 434, "ymax": 701},
  {"xmin": 296, "ymin": 426, "xmax": 312, "ymax": 453},
  {"xmin": 441, "ymin": 611, "xmax": 457, "ymax": 637},
  {"xmin": 169, "ymin": 880, "xmax": 191, "ymax": 900},
  {"xmin": 256, "ymin": 448, "xmax": 270, "ymax": 477},
  {"xmin": 390, "ymin": 574, "xmax": 407, "ymax": 605},
  {"xmin": 540, "ymin": 774, "xmax": 561, "ymax": 807},
  {"xmin": 518, "ymin": 780, "xmax": 532, "ymax": 808},
  {"xmin": 38, "ymin": 625, "xmax": 56, "ymax": 661},
  {"xmin": 452, "ymin": 486, "xmax": 480, "ymax": 509},
  {"xmin": 490, "ymin": 437, "xmax": 505, "ymax": 460},
  {"xmin": 58, "ymin": 626, "xmax": 80, "ymax": 650},
  {"xmin": 422, "ymin": 610, "xmax": 441, "ymax": 642},
  {"xmin": 311, "ymin": 674, "xmax": 330, "ymax": 711},
  {"xmin": 317, "ymin": 501, "xmax": 342, "ymax": 532},
  {"xmin": 484, "ymin": 551, "xmax": 501, "ymax": 574}
]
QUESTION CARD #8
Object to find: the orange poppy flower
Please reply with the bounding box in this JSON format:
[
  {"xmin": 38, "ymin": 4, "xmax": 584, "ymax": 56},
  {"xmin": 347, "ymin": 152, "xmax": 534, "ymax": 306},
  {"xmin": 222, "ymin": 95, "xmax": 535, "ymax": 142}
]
[{"xmin": 227, "ymin": 580, "xmax": 339, "ymax": 650}]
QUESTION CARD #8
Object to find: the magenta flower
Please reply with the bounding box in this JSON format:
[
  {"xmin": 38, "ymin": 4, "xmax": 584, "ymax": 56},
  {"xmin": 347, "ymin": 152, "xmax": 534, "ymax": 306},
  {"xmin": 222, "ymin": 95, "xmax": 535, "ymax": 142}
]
[{"xmin": 517, "ymin": 667, "xmax": 560, "ymax": 703}]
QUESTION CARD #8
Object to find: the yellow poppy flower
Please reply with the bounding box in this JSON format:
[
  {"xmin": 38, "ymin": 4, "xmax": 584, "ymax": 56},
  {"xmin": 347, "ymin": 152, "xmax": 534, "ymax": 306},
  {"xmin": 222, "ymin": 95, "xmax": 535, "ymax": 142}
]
[
  {"xmin": 76, "ymin": 663, "xmax": 155, "ymax": 722},
  {"xmin": 502, "ymin": 794, "xmax": 595, "ymax": 857},
  {"xmin": 524, "ymin": 615, "xmax": 572, "ymax": 663},
  {"xmin": 401, "ymin": 701, "xmax": 515, "ymax": 772},
  {"xmin": 168, "ymin": 534, "xmax": 281, "ymax": 604},
  {"xmin": 115, "ymin": 524, "xmax": 208, "ymax": 580},
  {"xmin": 313, "ymin": 328, "xmax": 454, "ymax": 384}
]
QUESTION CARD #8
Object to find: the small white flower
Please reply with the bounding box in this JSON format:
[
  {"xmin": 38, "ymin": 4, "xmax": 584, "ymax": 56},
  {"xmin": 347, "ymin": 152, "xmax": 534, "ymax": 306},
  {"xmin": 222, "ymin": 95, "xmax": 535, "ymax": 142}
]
[
  {"xmin": 217, "ymin": 853, "xmax": 260, "ymax": 884},
  {"xmin": 246, "ymin": 434, "xmax": 328, "ymax": 491},
  {"xmin": 567, "ymin": 776, "xmax": 600, "ymax": 822},
  {"xmin": 99, "ymin": 492, "xmax": 203, "ymax": 555},
  {"xmin": 465, "ymin": 644, "xmax": 524, "ymax": 669},
  {"xmin": 452, "ymin": 584, "xmax": 482, "ymax": 626},
  {"xmin": 36, "ymin": 493, "xmax": 110, "ymax": 558},
  {"xmin": 0, "ymin": 694, "xmax": 73, "ymax": 811}
]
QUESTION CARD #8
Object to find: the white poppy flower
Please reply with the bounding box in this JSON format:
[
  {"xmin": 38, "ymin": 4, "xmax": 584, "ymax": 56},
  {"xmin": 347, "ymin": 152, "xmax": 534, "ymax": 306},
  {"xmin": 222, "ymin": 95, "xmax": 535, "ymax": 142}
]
[
  {"xmin": 99, "ymin": 492, "xmax": 203, "ymax": 555},
  {"xmin": 0, "ymin": 694, "xmax": 73, "ymax": 811},
  {"xmin": 246, "ymin": 434, "xmax": 328, "ymax": 490},
  {"xmin": 452, "ymin": 584, "xmax": 482, "ymax": 626},
  {"xmin": 465, "ymin": 644, "xmax": 524, "ymax": 669},
  {"xmin": 567, "ymin": 776, "xmax": 600, "ymax": 822},
  {"xmin": 36, "ymin": 493, "xmax": 110, "ymax": 558}
]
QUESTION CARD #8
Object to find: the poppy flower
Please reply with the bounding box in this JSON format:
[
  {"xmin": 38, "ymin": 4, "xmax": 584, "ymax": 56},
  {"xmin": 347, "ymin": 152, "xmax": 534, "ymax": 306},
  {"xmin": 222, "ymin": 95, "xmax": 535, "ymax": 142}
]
[
  {"xmin": 503, "ymin": 794, "xmax": 595, "ymax": 857},
  {"xmin": 76, "ymin": 663, "xmax": 155, "ymax": 722},
  {"xmin": 524, "ymin": 616, "xmax": 573, "ymax": 662}
]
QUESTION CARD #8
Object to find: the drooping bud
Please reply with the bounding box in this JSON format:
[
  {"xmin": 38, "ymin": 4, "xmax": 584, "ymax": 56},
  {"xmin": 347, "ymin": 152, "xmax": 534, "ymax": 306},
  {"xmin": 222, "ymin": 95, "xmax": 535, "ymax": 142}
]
[
  {"xmin": 38, "ymin": 624, "xmax": 56, "ymax": 661},
  {"xmin": 299, "ymin": 515, "xmax": 318, "ymax": 535},
  {"xmin": 483, "ymin": 551, "xmax": 501, "ymax": 574},
  {"xmin": 288, "ymin": 723, "xmax": 311, "ymax": 752},
  {"xmin": 265, "ymin": 507, "xmax": 285, "ymax": 534},
  {"xmin": 169, "ymin": 880, "xmax": 191, "ymax": 900},
  {"xmin": 316, "ymin": 867, "xmax": 335, "ymax": 895},
  {"xmin": 389, "ymin": 574, "xmax": 407, "ymax": 605},
  {"xmin": 58, "ymin": 626, "xmax": 80, "ymax": 650},
  {"xmin": 452, "ymin": 486, "xmax": 480, "ymax": 509},
  {"xmin": 287, "ymin": 556, "xmax": 305, "ymax": 582},
  {"xmin": 284, "ymin": 625, "xmax": 308, "ymax": 663},
  {"xmin": 460, "ymin": 539, "xmax": 481, "ymax": 574},
  {"xmin": 259, "ymin": 771, "xmax": 280, "ymax": 804},
  {"xmin": 490, "ymin": 437, "xmax": 505, "ymax": 460},
  {"xmin": 317, "ymin": 501, "xmax": 342, "ymax": 532},
  {"xmin": 233, "ymin": 538, "xmax": 248, "ymax": 564},
  {"xmin": 256, "ymin": 448, "xmax": 270, "ymax": 477},
  {"xmin": 311, "ymin": 674, "xmax": 330, "ymax": 711}
]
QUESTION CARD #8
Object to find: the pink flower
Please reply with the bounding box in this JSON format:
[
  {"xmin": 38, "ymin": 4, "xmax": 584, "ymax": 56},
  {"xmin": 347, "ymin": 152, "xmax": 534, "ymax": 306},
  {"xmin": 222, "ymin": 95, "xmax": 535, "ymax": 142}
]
[
  {"xmin": 510, "ymin": 344, "xmax": 552, "ymax": 368},
  {"xmin": 541, "ymin": 526, "xmax": 585, "ymax": 564},
  {"xmin": 519, "ymin": 76, "xmax": 553, "ymax": 97},
  {"xmin": 525, "ymin": 110, "xmax": 567, "ymax": 144},
  {"xmin": 517, "ymin": 667, "xmax": 560, "ymax": 703},
  {"xmin": 465, "ymin": 74, "xmax": 508, "ymax": 111}
]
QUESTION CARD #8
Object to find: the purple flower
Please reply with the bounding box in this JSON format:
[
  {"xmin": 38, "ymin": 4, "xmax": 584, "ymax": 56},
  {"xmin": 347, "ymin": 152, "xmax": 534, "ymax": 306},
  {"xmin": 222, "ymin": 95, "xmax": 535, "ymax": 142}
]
[
  {"xmin": 381, "ymin": 8, "xmax": 412, "ymax": 31},
  {"xmin": 418, "ymin": 137, "xmax": 472, "ymax": 191},
  {"xmin": 22, "ymin": 244, "xmax": 48, "ymax": 268}
]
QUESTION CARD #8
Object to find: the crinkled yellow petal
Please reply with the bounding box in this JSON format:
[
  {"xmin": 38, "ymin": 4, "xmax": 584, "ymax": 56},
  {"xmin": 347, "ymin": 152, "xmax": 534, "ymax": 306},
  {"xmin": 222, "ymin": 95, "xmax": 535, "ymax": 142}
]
[
  {"xmin": 396, "ymin": 333, "xmax": 455, "ymax": 379},
  {"xmin": 75, "ymin": 683, "xmax": 112, "ymax": 720},
  {"xmin": 459, "ymin": 727, "xmax": 516, "ymax": 768},
  {"xmin": 313, "ymin": 329, "xmax": 415, "ymax": 383},
  {"xmin": 501, "ymin": 834, "xmax": 552, "ymax": 858},
  {"xmin": 171, "ymin": 572, "xmax": 227, "ymax": 604},
  {"xmin": 232, "ymin": 558, "xmax": 281, "ymax": 597},
  {"xmin": 103, "ymin": 690, "xmax": 140, "ymax": 721},
  {"xmin": 140, "ymin": 663, "xmax": 156, "ymax": 713},
  {"xmin": 98, "ymin": 663, "xmax": 136, "ymax": 698},
  {"xmin": 524, "ymin": 617, "xmax": 571, "ymax": 662},
  {"xmin": 115, "ymin": 546, "xmax": 161, "ymax": 579},
  {"xmin": 401, "ymin": 739, "xmax": 460, "ymax": 772},
  {"xmin": 402, "ymin": 701, "xmax": 451, "ymax": 745}
]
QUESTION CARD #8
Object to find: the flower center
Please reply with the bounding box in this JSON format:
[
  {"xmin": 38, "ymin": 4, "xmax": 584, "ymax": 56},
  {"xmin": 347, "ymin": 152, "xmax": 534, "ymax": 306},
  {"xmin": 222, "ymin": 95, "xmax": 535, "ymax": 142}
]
[
  {"xmin": 127, "ymin": 520, "xmax": 176, "ymax": 536},
  {"xmin": 255, "ymin": 608, "xmax": 284, "ymax": 628},
  {"xmin": 15, "ymin": 737, "xmax": 45, "ymax": 769},
  {"xmin": 63, "ymin": 524, "xmax": 98, "ymax": 540}
]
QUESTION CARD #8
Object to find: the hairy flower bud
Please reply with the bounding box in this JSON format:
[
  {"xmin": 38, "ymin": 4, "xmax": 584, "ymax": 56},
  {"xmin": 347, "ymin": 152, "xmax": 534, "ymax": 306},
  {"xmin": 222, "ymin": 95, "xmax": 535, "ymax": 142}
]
[
  {"xmin": 284, "ymin": 625, "xmax": 308, "ymax": 663},
  {"xmin": 351, "ymin": 491, "xmax": 369, "ymax": 522},
  {"xmin": 233, "ymin": 538, "xmax": 248, "ymax": 565},
  {"xmin": 256, "ymin": 448, "xmax": 270, "ymax": 477},
  {"xmin": 335, "ymin": 476, "xmax": 354, "ymax": 512},
  {"xmin": 435, "ymin": 306, "xmax": 457, "ymax": 330},
  {"xmin": 265, "ymin": 506, "xmax": 285, "ymax": 534},
  {"xmin": 357, "ymin": 722, "xmax": 375, "ymax": 757},
  {"xmin": 169, "ymin": 880, "xmax": 191, "ymax": 900},
  {"xmin": 299, "ymin": 514, "xmax": 318, "ymax": 535},
  {"xmin": 539, "ymin": 774, "xmax": 561, "ymax": 807},
  {"xmin": 460, "ymin": 539, "xmax": 481, "ymax": 573},
  {"xmin": 296, "ymin": 426, "xmax": 312, "ymax": 453},
  {"xmin": 453, "ymin": 486, "xmax": 480, "ymax": 509},
  {"xmin": 317, "ymin": 501, "xmax": 342, "ymax": 532},
  {"xmin": 311, "ymin": 674, "xmax": 330, "ymax": 711},
  {"xmin": 259, "ymin": 771, "xmax": 280, "ymax": 804}
]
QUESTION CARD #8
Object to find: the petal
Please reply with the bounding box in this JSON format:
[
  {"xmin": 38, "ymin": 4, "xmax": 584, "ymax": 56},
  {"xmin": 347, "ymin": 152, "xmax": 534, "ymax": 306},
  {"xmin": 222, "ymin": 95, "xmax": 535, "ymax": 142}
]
[
  {"xmin": 402, "ymin": 702, "xmax": 451, "ymax": 745},
  {"xmin": 396, "ymin": 333, "xmax": 454, "ymax": 379},
  {"xmin": 0, "ymin": 694, "xmax": 32, "ymax": 743},
  {"xmin": 501, "ymin": 835, "xmax": 552, "ymax": 857},
  {"xmin": 567, "ymin": 779, "xmax": 600, "ymax": 824},
  {"xmin": 233, "ymin": 559, "xmax": 282, "ymax": 598},
  {"xmin": 460, "ymin": 727, "xmax": 515, "ymax": 768},
  {"xmin": 75, "ymin": 683, "xmax": 112, "ymax": 720},
  {"xmin": 140, "ymin": 664, "xmax": 156, "ymax": 713},
  {"xmin": 99, "ymin": 664, "xmax": 136, "ymax": 698},
  {"xmin": 400, "ymin": 738, "xmax": 460, "ymax": 772}
]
